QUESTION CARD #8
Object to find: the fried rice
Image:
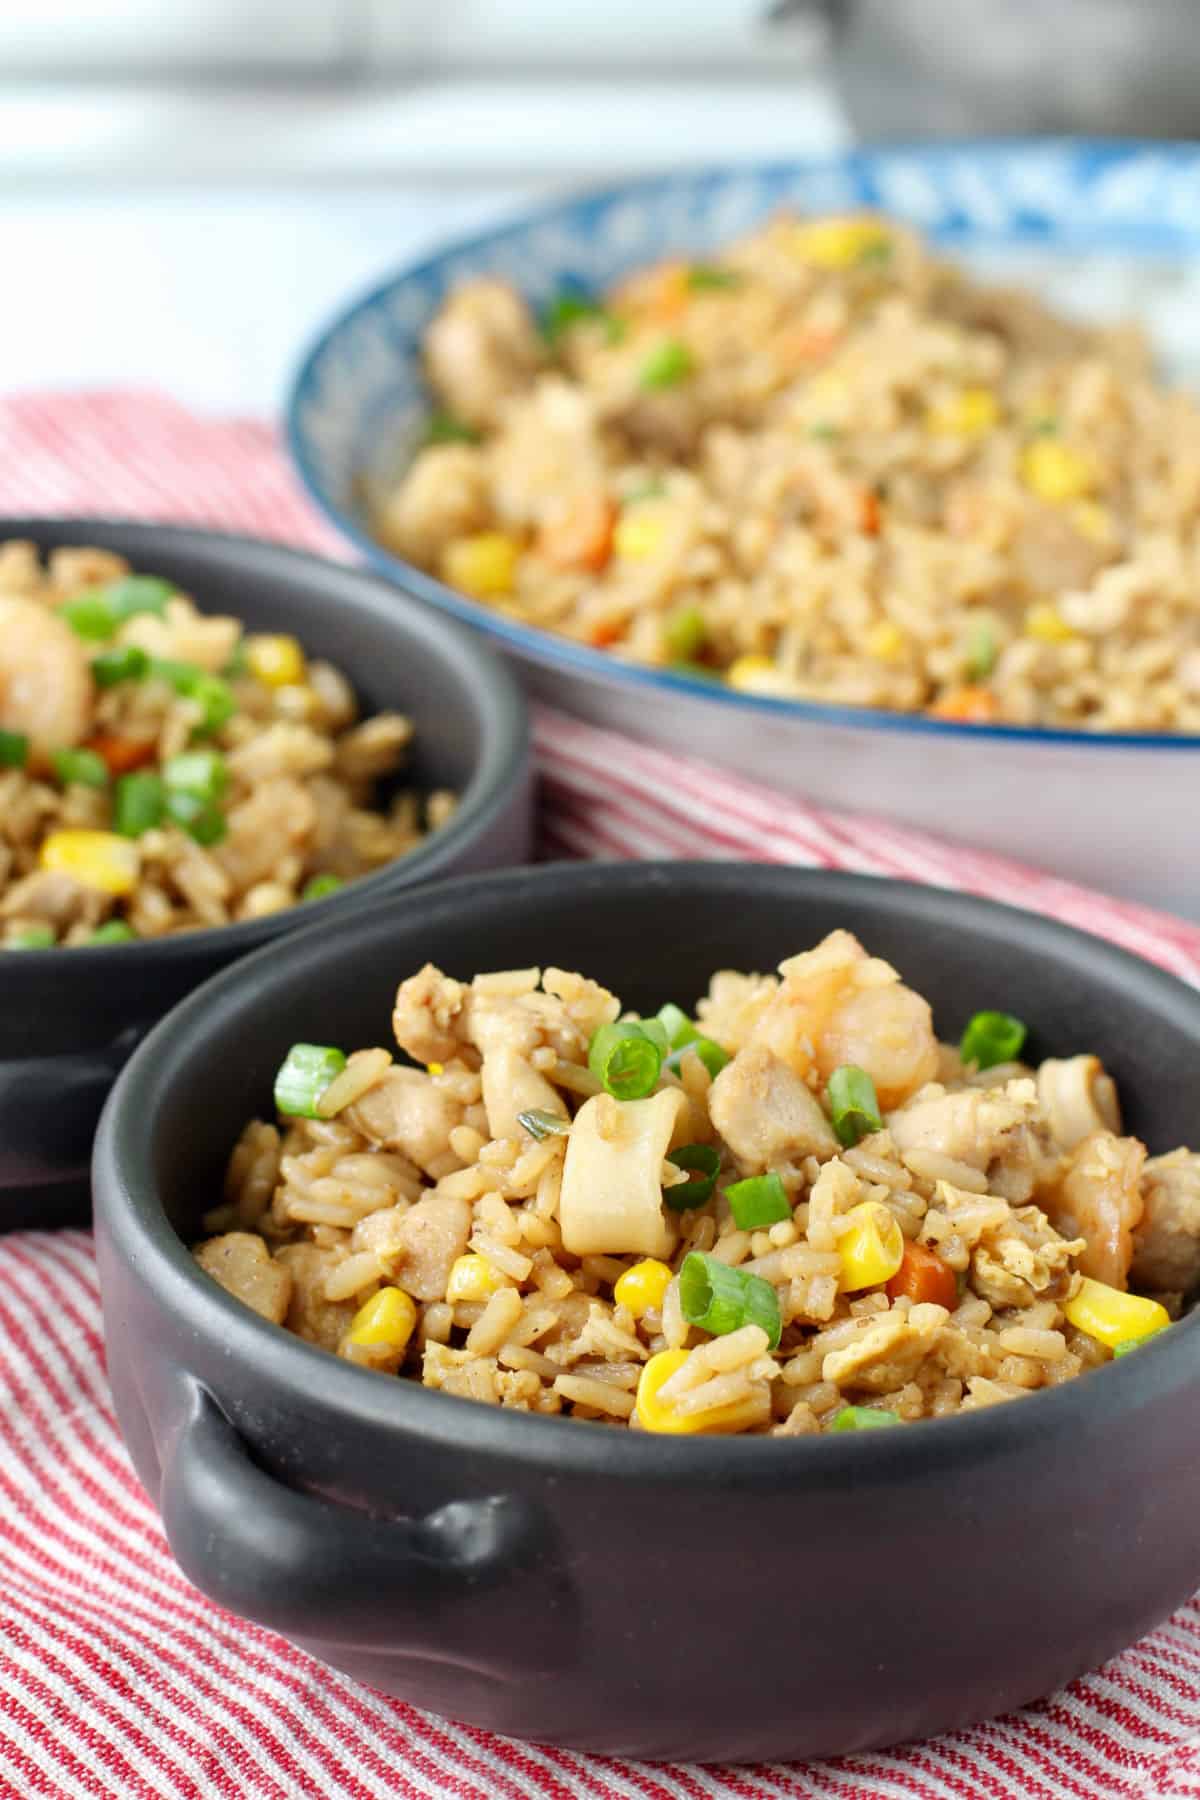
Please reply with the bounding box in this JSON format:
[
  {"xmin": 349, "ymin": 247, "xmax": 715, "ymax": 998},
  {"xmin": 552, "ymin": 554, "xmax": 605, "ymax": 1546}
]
[
  {"xmin": 194, "ymin": 930, "xmax": 1198, "ymax": 1436},
  {"xmin": 0, "ymin": 541, "xmax": 455, "ymax": 946},
  {"xmin": 373, "ymin": 211, "xmax": 1200, "ymax": 732}
]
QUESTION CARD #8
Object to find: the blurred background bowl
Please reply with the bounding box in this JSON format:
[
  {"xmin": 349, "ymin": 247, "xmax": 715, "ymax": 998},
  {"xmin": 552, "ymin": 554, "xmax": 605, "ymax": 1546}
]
[{"xmin": 0, "ymin": 518, "xmax": 531, "ymax": 1230}]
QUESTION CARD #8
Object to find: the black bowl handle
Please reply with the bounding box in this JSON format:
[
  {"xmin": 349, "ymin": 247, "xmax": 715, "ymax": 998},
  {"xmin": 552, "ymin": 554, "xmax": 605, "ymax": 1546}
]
[{"xmin": 159, "ymin": 1379, "xmax": 577, "ymax": 1671}]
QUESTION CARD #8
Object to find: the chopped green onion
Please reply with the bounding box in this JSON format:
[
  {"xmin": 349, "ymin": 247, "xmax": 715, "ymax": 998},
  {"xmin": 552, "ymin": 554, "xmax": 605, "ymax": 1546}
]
[
  {"xmin": 666, "ymin": 1035, "xmax": 730, "ymax": 1081},
  {"xmin": 542, "ymin": 290, "xmax": 623, "ymax": 345},
  {"xmin": 636, "ymin": 1015, "xmax": 670, "ymax": 1057},
  {"xmin": 726, "ymin": 1170, "xmax": 790, "ymax": 1230},
  {"xmin": 587, "ymin": 1021, "xmax": 663, "ymax": 1101},
  {"xmin": 858, "ymin": 238, "xmax": 894, "ymax": 267},
  {"xmin": 163, "ymin": 749, "xmax": 228, "ymax": 804},
  {"xmin": 517, "ymin": 1109, "xmax": 571, "ymax": 1142},
  {"xmin": 808, "ymin": 422, "xmax": 840, "ymax": 442},
  {"xmin": 830, "ymin": 1406, "xmax": 900, "ymax": 1431},
  {"xmin": 960, "ymin": 1010, "xmax": 1027, "ymax": 1071},
  {"xmin": 826, "ymin": 1064, "xmax": 883, "ymax": 1148},
  {"xmin": 687, "ymin": 264, "xmax": 740, "ymax": 290},
  {"xmin": 0, "ymin": 729, "xmax": 29, "ymax": 768},
  {"xmin": 664, "ymin": 605, "xmax": 706, "ymax": 662},
  {"xmin": 623, "ymin": 477, "xmax": 667, "ymax": 505},
  {"xmin": 62, "ymin": 593, "xmax": 118, "ymax": 640},
  {"xmin": 51, "ymin": 747, "xmax": 109, "ymax": 790},
  {"xmin": 1030, "ymin": 414, "xmax": 1059, "ymax": 437},
  {"xmin": 113, "ymin": 770, "xmax": 165, "ymax": 838},
  {"xmin": 639, "ymin": 339, "xmax": 694, "ymax": 390},
  {"xmin": 87, "ymin": 920, "xmax": 136, "ymax": 945},
  {"xmin": 1113, "ymin": 1329, "xmax": 1168, "ymax": 1357},
  {"xmin": 91, "ymin": 644, "xmax": 151, "ymax": 687},
  {"xmin": 151, "ymin": 661, "xmax": 236, "ymax": 734},
  {"xmin": 273, "ymin": 1043, "xmax": 348, "ymax": 1118},
  {"xmin": 678, "ymin": 1251, "xmax": 781, "ymax": 1349},
  {"xmin": 422, "ymin": 409, "xmax": 481, "ymax": 447},
  {"xmin": 301, "ymin": 872, "xmax": 343, "ymax": 902},
  {"xmin": 164, "ymin": 790, "xmax": 227, "ymax": 846},
  {"xmin": 6, "ymin": 924, "xmax": 55, "ymax": 950},
  {"xmin": 101, "ymin": 575, "xmax": 175, "ymax": 621},
  {"xmin": 223, "ymin": 638, "xmax": 249, "ymax": 678},
  {"xmin": 655, "ymin": 1003, "xmax": 697, "ymax": 1052},
  {"xmin": 965, "ymin": 621, "xmax": 997, "ymax": 681},
  {"xmin": 664, "ymin": 1143, "xmax": 720, "ymax": 1210}
]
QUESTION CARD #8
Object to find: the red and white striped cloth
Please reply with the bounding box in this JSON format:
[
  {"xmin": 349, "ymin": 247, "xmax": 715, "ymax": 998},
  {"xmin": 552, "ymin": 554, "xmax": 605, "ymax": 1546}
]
[{"xmin": 2, "ymin": 390, "xmax": 1200, "ymax": 1800}]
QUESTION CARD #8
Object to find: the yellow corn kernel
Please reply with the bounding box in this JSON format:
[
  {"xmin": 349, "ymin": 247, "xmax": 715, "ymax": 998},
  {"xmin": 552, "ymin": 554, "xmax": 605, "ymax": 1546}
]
[
  {"xmin": 794, "ymin": 218, "xmax": 890, "ymax": 270},
  {"xmin": 926, "ymin": 387, "xmax": 999, "ymax": 437},
  {"xmin": 635, "ymin": 1348, "xmax": 753, "ymax": 1435},
  {"xmin": 1020, "ymin": 440, "xmax": 1095, "ymax": 502},
  {"xmin": 245, "ymin": 633, "xmax": 306, "ymax": 689},
  {"xmin": 346, "ymin": 1286, "xmax": 418, "ymax": 1352},
  {"xmin": 40, "ymin": 830, "xmax": 139, "ymax": 897},
  {"xmin": 865, "ymin": 620, "xmax": 906, "ymax": 663},
  {"xmin": 614, "ymin": 1258, "xmax": 673, "ymax": 1320},
  {"xmin": 1070, "ymin": 500, "xmax": 1112, "ymax": 544},
  {"xmin": 441, "ymin": 531, "xmax": 519, "ymax": 599},
  {"xmin": 836, "ymin": 1201, "xmax": 904, "ymax": 1292},
  {"xmin": 807, "ymin": 369, "xmax": 850, "ymax": 410},
  {"xmin": 1063, "ymin": 1276, "xmax": 1171, "ymax": 1351},
  {"xmin": 445, "ymin": 1253, "xmax": 505, "ymax": 1304},
  {"xmin": 726, "ymin": 654, "xmax": 794, "ymax": 697},
  {"xmin": 426, "ymin": 1062, "xmax": 444, "ymax": 1076},
  {"xmin": 1024, "ymin": 603, "xmax": 1075, "ymax": 645},
  {"xmin": 613, "ymin": 511, "xmax": 665, "ymax": 561}
]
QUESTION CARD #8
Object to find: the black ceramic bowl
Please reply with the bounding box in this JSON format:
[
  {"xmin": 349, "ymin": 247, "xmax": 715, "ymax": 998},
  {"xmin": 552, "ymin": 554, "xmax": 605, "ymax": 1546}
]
[
  {"xmin": 93, "ymin": 862, "xmax": 1200, "ymax": 1762},
  {"xmin": 1, "ymin": 518, "xmax": 531, "ymax": 1230}
]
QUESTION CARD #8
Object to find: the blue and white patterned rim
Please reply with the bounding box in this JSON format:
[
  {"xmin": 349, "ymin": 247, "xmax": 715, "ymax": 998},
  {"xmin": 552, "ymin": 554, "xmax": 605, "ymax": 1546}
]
[{"xmin": 287, "ymin": 140, "xmax": 1200, "ymax": 752}]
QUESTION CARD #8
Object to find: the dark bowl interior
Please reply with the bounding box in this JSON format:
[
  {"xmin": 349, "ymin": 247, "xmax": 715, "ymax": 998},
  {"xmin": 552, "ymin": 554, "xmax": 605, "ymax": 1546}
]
[
  {"xmin": 94, "ymin": 862, "xmax": 1200, "ymax": 1759},
  {"xmin": 0, "ymin": 518, "xmax": 531, "ymax": 1225}
]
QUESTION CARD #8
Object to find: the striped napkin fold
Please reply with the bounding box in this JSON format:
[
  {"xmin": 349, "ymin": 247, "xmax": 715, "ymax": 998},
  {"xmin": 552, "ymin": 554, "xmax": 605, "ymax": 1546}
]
[{"xmin": 1, "ymin": 389, "xmax": 1198, "ymax": 1800}]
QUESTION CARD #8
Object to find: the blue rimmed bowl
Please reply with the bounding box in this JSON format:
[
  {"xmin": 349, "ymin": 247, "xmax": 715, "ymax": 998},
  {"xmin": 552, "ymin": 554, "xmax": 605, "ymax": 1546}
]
[{"xmin": 287, "ymin": 142, "xmax": 1200, "ymax": 917}]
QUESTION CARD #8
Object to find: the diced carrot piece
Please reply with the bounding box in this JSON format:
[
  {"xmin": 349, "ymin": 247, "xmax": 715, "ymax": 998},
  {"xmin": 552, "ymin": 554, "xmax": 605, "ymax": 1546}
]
[
  {"xmin": 927, "ymin": 684, "xmax": 1001, "ymax": 725},
  {"xmin": 775, "ymin": 325, "xmax": 840, "ymax": 373},
  {"xmin": 588, "ymin": 619, "xmax": 624, "ymax": 649},
  {"xmin": 859, "ymin": 490, "xmax": 882, "ymax": 536},
  {"xmin": 646, "ymin": 262, "xmax": 691, "ymax": 321},
  {"xmin": 85, "ymin": 732, "xmax": 157, "ymax": 774},
  {"xmin": 885, "ymin": 1241, "xmax": 959, "ymax": 1311},
  {"xmin": 537, "ymin": 491, "xmax": 617, "ymax": 573}
]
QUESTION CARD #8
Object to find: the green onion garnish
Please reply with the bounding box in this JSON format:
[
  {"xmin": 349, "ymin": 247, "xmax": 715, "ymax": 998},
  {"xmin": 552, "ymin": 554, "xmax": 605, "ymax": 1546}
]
[
  {"xmin": 91, "ymin": 644, "xmax": 151, "ymax": 688},
  {"xmin": 51, "ymin": 747, "xmax": 109, "ymax": 790},
  {"xmin": 1030, "ymin": 414, "xmax": 1059, "ymax": 437},
  {"xmin": 664, "ymin": 1144, "xmax": 720, "ymax": 1210},
  {"xmin": 163, "ymin": 749, "xmax": 228, "ymax": 804},
  {"xmin": 1112, "ymin": 1329, "xmax": 1168, "ymax": 1357},
  {"xmin": 664, "ymin": 605, "xmax": 706, "ymax": 662},
  {"xmin": 222, "ymin": 638, "xmax": 249, "ymax": 679},
  {"xmin": 687, "ymin": 264, "xmax": 740, "ymax": 290},
  {"xmin": 666, "ymin": 1035, "xmax": 730, "ymax": 1081},
  {"xmin": 858, "ymin": 238, "xmax": 894, "ymax": 267},
  {"xmin": 422, "ymin": 409, "xmax": 481, "ymax": 447},
  {"xmin": 726, "ymin": 1171, "xmax": 790, "ymax": 1230},
  {"xmin": 273, "ymin": 1043, "xmax": 348, "ymax": 1118},
  {"xmin": 101, "ymin": 575, "xmax": 175, "ymax": 621},
  {"xmin": 623, "ymin": 477, "xmax": 667, "ymax": 505},
  {"xmin": 301, "ymin": 873, "xmax": 343, "ymax": 902},
  {"xmin": 114, "ymin": 770, "xmax": 165, "ymax": 838},
  {"xmin": 678, "ymin": 1251, "xmax": 781, "ymax": 1349},
  {"xmin": 587, "ymin": 1021, "xmax": 663, "ymax": 1101},
  {"xmin": 639, "ymin": 340, "xmax": 695, "ymax": 391},
  {"xmin": 164, "ymin": 790, "xmax": 227, "ymax": 846},
  {"xmin": 965, "ymin": 621, "xmax": 997, "ymax": 681},
  {"xmin": 62, "ymin": 593, "xmax": 118, "ymax": 640},
  {"xmin": 826, "ymin": 1064, "xmax": 884, "ymax": 1148},
  {"xmin": 0, "ymin": 729, "xmax": 29, "ymax": 768},
  {"xmin": 830, "ymin": 1406, "xmax": 900, "ymax": 1431},
  {"xmin": 87, "ymin": 920, "xmax": 136, "ymax": 945},
  {"xmin": 517, "ymin": 1109, "xmax": 571, "ymax": 1142},
  {"xmin": 542, "ymin": 291, "xmax": 623, "ymax": 345},
  {"xmin": 808, "ymin": 422, "xmax": 840, "ymax": 442},
  {"xmin": 655, "ymin": 1003, "xmax": 697, "ymax": 1052},
  {"xmin": 150, "ymin": 661, "xmax": 235, "ymax": 734},
  {"xmin": 960, "ymin": 1010, "xmax": 1027, "ymax": 1071},
  {"xmin": 6, "ymin": 924, "xmax": 55, "ymax": 950}
]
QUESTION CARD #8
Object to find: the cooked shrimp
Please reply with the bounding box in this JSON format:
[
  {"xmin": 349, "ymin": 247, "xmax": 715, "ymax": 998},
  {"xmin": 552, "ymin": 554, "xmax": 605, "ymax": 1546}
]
[
  {"xmin": 750, "ymin": 930, "xmax": 939, "ymax": 1109},
  {"xmin": 1036, "ymin": 1055, "xmax": 1121, "ymax": 1152},
  {"xmin": 0, "ymin": 595, "xmax": 93, "ymax": 767},
  {"xmin": 1044, "ymin": 1131, "xmax": 1145, "ymax": 1288}
]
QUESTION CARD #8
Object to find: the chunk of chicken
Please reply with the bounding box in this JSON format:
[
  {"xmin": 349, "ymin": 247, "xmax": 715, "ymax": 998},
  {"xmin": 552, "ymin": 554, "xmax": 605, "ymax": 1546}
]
[
  {"xmin": 0, "ymin": 595, "xmax": 93, "ymax": 767},
  {"xmin": 481, "ymin": 1042, "xmax": 567, "ymax": 1143},
  {"xmin": 708, "ymin": 1043, "xmax": 837, "ymax": 1172},
  {"xmin": 392, "ymin": 963, "xmax": 473, "ymax": 1066},
  {"xmin": 194, "ymin": 1232, "xmax": 292, "ymax": 1325},
  {"xmin": 485, "ymin": 379, "xmax": 610, "ymax": 529},
  {"xmin": 343, "ymin": 1067, "xmax": 467, "ymax": 1176},
  {"xmin": 559, "ymin": 1088, "xmax": 685, "ymax": 1258},
  {"xmin": 376, "ymin": 444, "xmax": 491, "ymax": 564},
  {"xmin": 1036, "ymin": 1055, "xmax": 1121, "ymax": 1153},
  {"xmin": 1131, "ymin": 1150, "xmax": 1200, "ymax": 1296},
  {"xmin": 424, "ymin": 278, "xmax": 544, "ymax": 432},
  {"xmin": 389, "ymin": 1191, "xmax": 472, "ymax": 1301},
  {"xmin": 0, "ymin": 868, "xmax": 105, "ymax": 929},
  {"xmin": 749, "ymin": 931, "xmax": 939, "ymax": 1110},
  {"xmin": 889, "ymin": 1080, "xmax": 1039, "ymax": 1198},
  {"xmin": 1043, "ymin": 1131, "xmax": 1145, "ymax": 1288},
  {"xmin": 274, "ymin": 1242, "xmax": 358, "ymax": 1349}
]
